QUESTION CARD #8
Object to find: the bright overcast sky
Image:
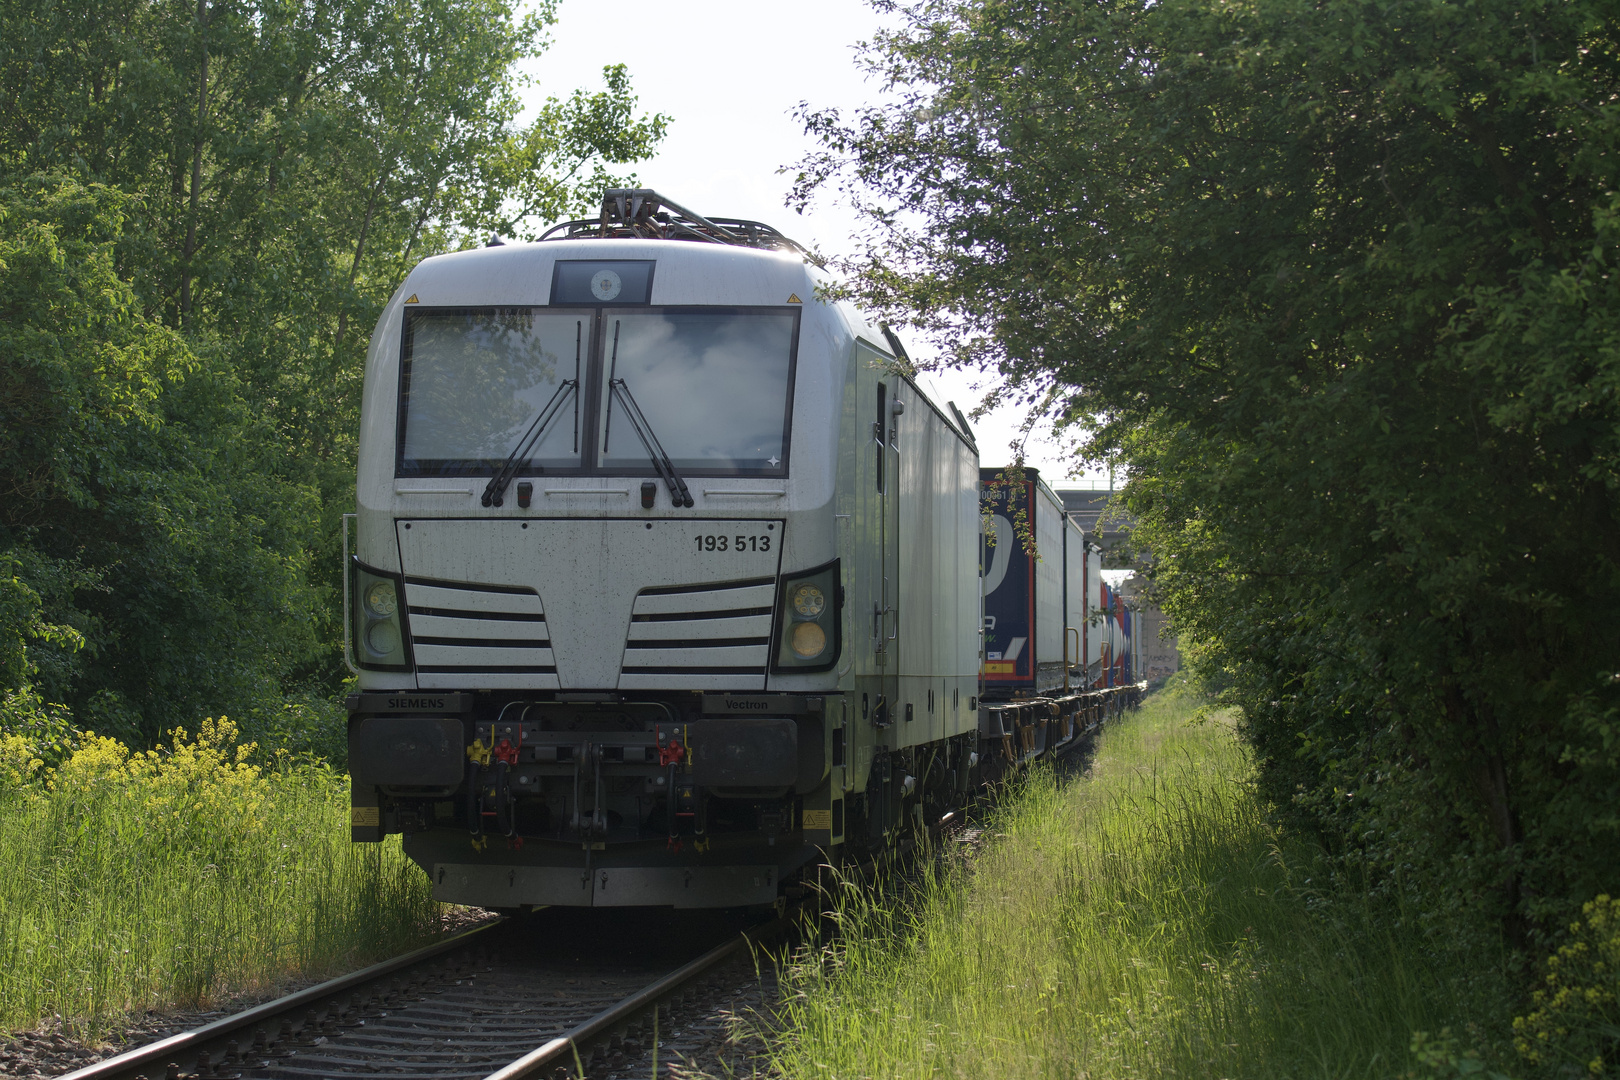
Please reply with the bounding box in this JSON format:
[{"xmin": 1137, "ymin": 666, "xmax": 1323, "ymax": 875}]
[{"xmin": 520, "ymin": 0, "xmax": 1112, "ymax": 488}]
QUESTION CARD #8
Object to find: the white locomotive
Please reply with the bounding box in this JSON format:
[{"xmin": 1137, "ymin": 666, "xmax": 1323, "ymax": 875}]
[{"xmin": 344, "ymin": 191, "xmax": 1136, "ymax": 909}]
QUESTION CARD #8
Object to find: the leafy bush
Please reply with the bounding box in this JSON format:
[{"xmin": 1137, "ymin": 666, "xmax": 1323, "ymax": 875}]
[
  {"xmin": 793, "ymin": 0, "xmax": 1620, "ymax": 985},
  {"xmin": 1516, "ymin": 896, "xmax": 1620, "ymax": 1077},
  {"xmin": 1406, "ymin": 1030, "xmax": 1514, "ymax": 1080}
]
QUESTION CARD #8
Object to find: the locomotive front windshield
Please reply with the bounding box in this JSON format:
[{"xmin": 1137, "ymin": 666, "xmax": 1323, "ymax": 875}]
[
  {"xmin": 397, "ymin": 306, "xmax": 797, "ymax": 476},
  {"xmin": 598, "ymin": 311, "xmax": 795, "ymax": 472},
  {"xmin": 399, "ymin": 309, "xmax": 586, "ymax": 475}
]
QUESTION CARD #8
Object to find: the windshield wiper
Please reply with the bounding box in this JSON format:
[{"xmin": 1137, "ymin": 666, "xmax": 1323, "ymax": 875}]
[
  {"xmin": 601, "ymin": 319, "xmax": 694, "ymax": 508},
  {"xmin": 607, "ymin": 378, "xmax": 694, "ymax": 507},
  {"xmin": 481, "ymin": 322, "xmax": 582, "ymax": 507}
]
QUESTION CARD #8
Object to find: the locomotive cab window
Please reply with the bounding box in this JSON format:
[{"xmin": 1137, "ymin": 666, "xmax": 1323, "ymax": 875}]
[
  {"xmin": 599, "ymin": 310, "xmax": 796, "ymax": 474},
  {"xmin": 398, "ymin": 308, "xmax": 585, "ymax": 476},
  {"xmin": 396, "ymin": 304, "xmax": 797, "ymax": 478}
]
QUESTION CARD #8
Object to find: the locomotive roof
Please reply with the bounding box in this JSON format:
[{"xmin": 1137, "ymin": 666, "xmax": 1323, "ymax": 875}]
[{"xmin": 395, "ymin": 235, "xmax": 827, "ymax": 311}]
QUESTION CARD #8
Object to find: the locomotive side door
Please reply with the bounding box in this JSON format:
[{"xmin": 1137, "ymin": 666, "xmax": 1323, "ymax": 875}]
[
  {"xmin": 874, "ymin": 374, "xmax": 901, "ymax": 722},
  {"xmin": 851, "ymin": 344, "xmax": 901, "ymax": 734}
]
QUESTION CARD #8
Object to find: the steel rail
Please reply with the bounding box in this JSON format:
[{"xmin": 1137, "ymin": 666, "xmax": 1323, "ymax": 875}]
[
  {"xmin": 60, "ymin": 920, "xmax": 504, "ymax": 1080},
  {"xmin": 482, "ymin": 917, "xmax": 785, "ymax": 1080},
  {"xmin": 60, "ymin": 913, "xmax": 787, "ymax": 1080}
]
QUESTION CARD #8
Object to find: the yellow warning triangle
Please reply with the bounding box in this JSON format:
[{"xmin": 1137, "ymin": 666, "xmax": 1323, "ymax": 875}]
[
  {"xmin": 405, "ymin": 293, "xmax": 419, "ymax": 304},
  {"xmin": 787, "ymin": 293, "xmax": 802, "ymax": 304}
]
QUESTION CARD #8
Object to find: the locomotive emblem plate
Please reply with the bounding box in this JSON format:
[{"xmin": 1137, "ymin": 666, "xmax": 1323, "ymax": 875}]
[{"xmin": 590, "ymin": 269, "xmax": 623, "ymax": 300}]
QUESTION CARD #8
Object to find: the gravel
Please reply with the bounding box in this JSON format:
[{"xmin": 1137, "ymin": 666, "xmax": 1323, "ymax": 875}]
[
  {"xmin": 0, "ymin": 907, "xmax": 498, "ymax": 1080},
  {"xmin": 586, "ymin": 951, "xmax": 784, "ymax": 1080}
]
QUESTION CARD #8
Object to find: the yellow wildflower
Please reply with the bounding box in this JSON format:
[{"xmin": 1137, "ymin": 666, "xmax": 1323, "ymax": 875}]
[
  {"xmin": 0, "ymin": 732, "xmax": 43, "ymax": 788},
  {"xmin": 1515, "ymin": 895, "xmax": 1620, "ymax": 1075}
]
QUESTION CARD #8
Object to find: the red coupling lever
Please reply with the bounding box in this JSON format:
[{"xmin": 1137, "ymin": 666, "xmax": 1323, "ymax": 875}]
[
  {"xmin": 658, "ymin": 740, "xmax": 685, "ymax": 767},
  {"xmin": 492, "ymin": 738, "xmax": 519, "ymax": 766}
]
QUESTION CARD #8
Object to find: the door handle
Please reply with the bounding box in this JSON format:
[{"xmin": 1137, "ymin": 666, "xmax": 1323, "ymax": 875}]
[{"xmin": 872, "ymin": 602, "xmax": 897, "ymax": 645}]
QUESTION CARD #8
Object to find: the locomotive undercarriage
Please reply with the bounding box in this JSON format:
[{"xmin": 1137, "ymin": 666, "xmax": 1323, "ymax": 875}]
[
  {"xmin": 350, "ymin": 691, "xmax": 855, "ymax": 908},
  {"xmin": 347, "ymin": 687, "xmax": 1005, "ymax": 908}
]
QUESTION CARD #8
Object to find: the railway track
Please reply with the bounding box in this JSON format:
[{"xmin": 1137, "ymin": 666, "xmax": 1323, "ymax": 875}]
[{"xmin": 64, "ymin": 910, "xmax": 783, "ymax": 1080}]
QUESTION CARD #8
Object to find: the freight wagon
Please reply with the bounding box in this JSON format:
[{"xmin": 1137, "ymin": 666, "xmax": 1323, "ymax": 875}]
[{"xmin": 976, "ymin": 469, "xmax": 1135, "ymax": 779}]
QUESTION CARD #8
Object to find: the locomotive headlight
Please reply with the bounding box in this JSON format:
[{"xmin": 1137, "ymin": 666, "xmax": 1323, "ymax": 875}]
[
  {"xmin": 364, "ymin": 581, "xmax": 398, "ymax": 618},
  {"xmin": 366, "ymin": 621, "xmax": 401, "ymax": 655},
  {"xmin": 790, "ymin": 621, "xmax": 827, "ymax": 659},
  {"xmin": 773, "ymin": 561, "xmax": 840, "ymax": 672},
  {"xmin": 351, "ymin": 558, "xmax": 413, "ymax": 672},
  {"xmin": 790, "ymin": 583, "xmax": 825, "ymax": 619}
]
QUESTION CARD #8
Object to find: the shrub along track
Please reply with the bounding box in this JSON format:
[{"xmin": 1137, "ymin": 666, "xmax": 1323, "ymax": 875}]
[{"xmin": 59, "ymin": 910, "xmax": 783, "ymax": 1080}]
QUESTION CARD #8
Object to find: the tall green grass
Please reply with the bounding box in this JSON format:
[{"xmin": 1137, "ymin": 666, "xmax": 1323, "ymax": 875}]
[
  {"xmin": 771, "ymin": 685, "xmax": 1516, "ymax": 1079},
  {"xmin": 0, "ymin": 718, "xmax": 442, "ymax": 1037}
]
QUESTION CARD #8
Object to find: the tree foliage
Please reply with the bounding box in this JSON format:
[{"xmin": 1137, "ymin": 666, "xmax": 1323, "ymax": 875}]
[
  {"xmin": 0, "ymin": 0, "xmax": 667, "ymax": 748},
  {"xmin": 795, "ymin": 0, "xmax": 1620, "ymax": 958},
  {"xmin": 0, "ymin": 176, "xmax": 318, "ymax": 743}
]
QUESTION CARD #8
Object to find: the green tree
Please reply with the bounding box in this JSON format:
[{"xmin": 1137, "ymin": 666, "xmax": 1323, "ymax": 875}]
[
  {"xmin": 795, "ymin": 0, "xmax": 1620, "ymax": 955},
  {"xmin": 0, "ymin": 176, "xmax": 319, "ymax": 743},
  {"xmin": 0, "ymin": 0, "xmax": 668, "ymax": 746}
]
